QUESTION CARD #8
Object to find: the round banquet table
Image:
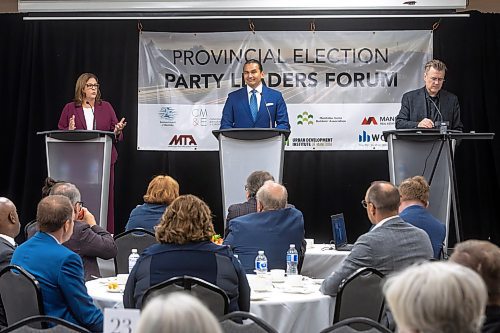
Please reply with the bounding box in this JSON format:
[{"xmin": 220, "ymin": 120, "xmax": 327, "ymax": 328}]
[{"xmin": 301, "ymin": 244, "xmax": 350, "ymax": 278}]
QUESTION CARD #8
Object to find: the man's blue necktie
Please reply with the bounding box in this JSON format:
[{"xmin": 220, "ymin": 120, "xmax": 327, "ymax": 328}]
[{"xmin": 250, "ymin": 90, "xmax": 258, "ymax": 121}]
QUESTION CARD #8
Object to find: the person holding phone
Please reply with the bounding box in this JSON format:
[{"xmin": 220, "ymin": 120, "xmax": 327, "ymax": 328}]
[{"xmin": 58, "ymin": 73, "xmax": 126, "ymax": 233}]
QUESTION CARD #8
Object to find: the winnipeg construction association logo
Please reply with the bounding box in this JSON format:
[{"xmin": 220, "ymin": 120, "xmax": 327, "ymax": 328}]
[
  {"xmin": 296, "ymin": 111, "xmax": 314, "ymax": 125},
  {"xmin": 169, "ymin": 134, "xmax": 197, "ymax": 146},
  {"xmin": 159, "ymin": 106, "xmax": 176, "ymax": 126}
]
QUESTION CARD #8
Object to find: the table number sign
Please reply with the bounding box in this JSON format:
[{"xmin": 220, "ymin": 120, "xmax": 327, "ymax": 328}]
[{"xmin": 104, "ymin": 308, "xmax": 141, "ymax": 333}]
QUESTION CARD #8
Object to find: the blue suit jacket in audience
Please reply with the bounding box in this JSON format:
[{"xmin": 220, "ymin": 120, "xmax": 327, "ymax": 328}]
[
  {"xmin": 224, "ymin": 207, "xmax": 305, "ymax": 273},
  {"xmin": 125, "ymin": 203, "xmax": 167, "ymax": 233},
  {"xmin": 11, "ymin": 232, "xmax": 103, "ymax": 332},
  {"xmin": 399, "ymin": 205, "xmax": 446, "ymax": 259}
]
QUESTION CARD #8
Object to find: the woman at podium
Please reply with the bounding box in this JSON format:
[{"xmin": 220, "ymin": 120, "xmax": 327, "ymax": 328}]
[{"xmin": 58, "ymin": 72, "xmax": 126, "ymax": 233}]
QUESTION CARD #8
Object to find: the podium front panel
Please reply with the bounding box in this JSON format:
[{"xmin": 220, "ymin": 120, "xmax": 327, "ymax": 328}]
[
  {"xmin": 46, "ymin": 136, "xmax": 111, "ymax": 229},
  {"xmin": 219, "ymin": 134, "xmax": 284, "ymax": 224},
  {"xmin": 388, "ymin": 135, "xmax": 454, "ymax": 250}
]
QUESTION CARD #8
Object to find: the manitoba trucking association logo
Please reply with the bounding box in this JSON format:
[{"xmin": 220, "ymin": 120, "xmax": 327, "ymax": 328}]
[{"xmin": 169, "ymin": 134, "xmax": 197, "ymax": 146}]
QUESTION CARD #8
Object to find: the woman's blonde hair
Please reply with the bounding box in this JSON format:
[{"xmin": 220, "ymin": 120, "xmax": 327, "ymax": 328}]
[
  {"xmin": 384, "ymin": 261, "xmax": 487, "ymax": 333},
  {"xmin": 136, "ymin": 292, "xmax": 222, "ymax": 333},
  {"xmin": 73, "ymin": 72, "xmax": 101, "ymax": 106},
  {"xmin": 155, "ymin": 194, "xmax": 214, "ymax": 244},
  {"xmin": 143, "ymin": 175, "xmax": 179, "ymax": 205}
]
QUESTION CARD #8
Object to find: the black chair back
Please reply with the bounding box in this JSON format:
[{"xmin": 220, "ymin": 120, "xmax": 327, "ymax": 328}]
[
  {"xmin": 320, "ymin": 317, "xmax": 392, "ymax": 333},
  {"xmin": 0, "ymin": 315, "xmax": 90, "ymax": 333},
  {"xmin": 0, "ymin": 265, "xmax": 44, "ymax": 327},
  {"xmin": 334, "ymin": 267, "xmax": 385, "ymax": 323},
  {"xmin": 113, "ymin": 228, "xmax": 156, "ymax": 274},
  {"xmin": 219, "ymin": 311, "xmax": 278, "ymax": 333},
  {"xmin": 143, "ymin": 275, "xmax": 230, "ymax": 317}
]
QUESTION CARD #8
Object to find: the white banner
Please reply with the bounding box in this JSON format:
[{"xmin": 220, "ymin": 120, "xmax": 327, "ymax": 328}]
[{"xmin": 138, "ymin": 31, "xmax": 432, "ymax": 151}]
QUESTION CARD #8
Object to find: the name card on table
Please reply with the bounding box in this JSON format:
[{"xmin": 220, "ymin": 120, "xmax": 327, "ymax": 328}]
[{"xmin": 104, "ymin": 308, "xmax": 141, "ymax": 333}]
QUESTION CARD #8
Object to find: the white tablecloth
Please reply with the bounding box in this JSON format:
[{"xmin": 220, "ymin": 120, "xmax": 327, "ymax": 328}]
[
  {"xmin": 86, "ymin": 275, "xmax": 335, "ymax": 333},
  {"xmin": 301, "ymin": 244, "xmax": 350, "ymax": 278}
]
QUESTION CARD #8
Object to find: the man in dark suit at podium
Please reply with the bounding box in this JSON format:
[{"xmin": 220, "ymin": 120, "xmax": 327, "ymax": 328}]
[
  {"xmin": 220, "ymin": 59, "xmax": 290, "ymax": 130},
  {"xmin": 396, "ymin": 59, "xmax": 463, "ymax": 131}
]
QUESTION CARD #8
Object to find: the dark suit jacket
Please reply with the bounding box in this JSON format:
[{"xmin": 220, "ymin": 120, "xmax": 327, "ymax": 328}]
[
  {"xmin": 0, "ymin": 236, "xmax": 15, "ymax": 327},
  {"xmin": 11, "ymin": 232, "xmax": 103, "ymax": 332},
  {"xmin": 58, "ymin": 101, "xmax": 123, "ymax": 163},
  {"xmin": 320, "ymin": 216, "xmax": 433, "ymax": 296},
  {"xmin": 395, "ymin": 87, "xmax": 463, "ymax": 131},
  {"xmin": 224, "ymin": 207, "xmax": 305, "ymax": 273},
  {"xmin": 399, "ymin": 205, "xmax": 446, "ymax": 259},
  {"xmin": 27, "ymin": 221, "xmax": 117, "ymax": 281},
  {"xmin": 225, "ymin": 197, "xmax": 257, "ymax": 236},
  {"xmin": 220, "ymin": 85, "xmax": 290, "ymax": 130}
]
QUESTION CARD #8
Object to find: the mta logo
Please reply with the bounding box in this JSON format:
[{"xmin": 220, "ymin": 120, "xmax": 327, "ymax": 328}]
[
  {"xmin": 358, "ymin": 131, "xmax": 383, "ymax": 142},
  {"xmin": 361, "ymin": 117, "xmax": 378, "ymax": 125},
  {"xmin": 169, "ymin": 135, "xmax": 197, "ymax": 146}
]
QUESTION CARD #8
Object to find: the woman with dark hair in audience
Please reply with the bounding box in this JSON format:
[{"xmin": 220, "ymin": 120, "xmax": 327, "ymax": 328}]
[
  {"xmin": 123, "ymin": 194, "xmax": 250, "ymax": 312},
  {"xmin": 125, "ymin": 175, "xmax": 179, "ymax": 233}
]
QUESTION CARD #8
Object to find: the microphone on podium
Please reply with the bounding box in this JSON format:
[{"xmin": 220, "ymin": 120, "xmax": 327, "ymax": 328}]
[{"xmin": 260, "ymin": 92, "xmax": 273, "ymax": 128}]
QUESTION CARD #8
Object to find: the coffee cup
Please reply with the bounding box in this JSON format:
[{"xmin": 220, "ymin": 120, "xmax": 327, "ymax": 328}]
[
  {"xmin": 270, "ymin": 269, "xmax": 285, "ymax": 282},
  {"xmin": 287, "ymin": 274, "xmax": 303, "ymax": 287},
  {"xmin": 305, "ymin": 238, "xmax": 315, "ymax": 248}
]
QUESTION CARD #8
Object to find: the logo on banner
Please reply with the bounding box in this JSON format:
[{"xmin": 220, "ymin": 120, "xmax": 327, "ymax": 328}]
[
  {"xmin": 297, "ymin": 112, "xmax": 314, "ymax": 125},
  {"xmin": 291, "ymin": 137, "xmax": 333, "ymax": 147},
  {"xmin": 362, "ymin": 117, "xmax": 378, "ymax": 125},
  {"xmin": 192, "ymin": 108, "xmax": 208, "ymax": 126},
  {"xmin": 378, "ymin": 116, "xmax": 396, "ymax": 126},
  {"xmin": 169, "ymin": 135, "xmax": 198, "ymax": 146},
  {"xmin": 358, "ymin": 131, "xmax": 384, "ymax": 143},
  {"xmin": 159, "ymin": 107, "xmax": 176, "ymax": 126}
]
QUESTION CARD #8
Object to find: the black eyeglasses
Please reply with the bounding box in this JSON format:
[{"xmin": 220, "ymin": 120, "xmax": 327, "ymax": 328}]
[
  {"xmin": 85, "ymin": 83, "xmax": 99, "ymax": 89},
  {"xmin": 76, "ymin": 201, "xmax": 84, "ymax": 207}
]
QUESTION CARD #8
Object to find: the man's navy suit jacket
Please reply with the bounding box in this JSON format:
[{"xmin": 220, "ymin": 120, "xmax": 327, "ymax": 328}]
[
  {"xmin": 224, "ymin": 207, "xmax": 305, "ymax": 273},
  {"xmin": 220, "ymin": 85, "xmax": 290, "ymax": 130},
  {"xmin": 396, "ymin": 87, "xmax": 463, "ymax": 131}
]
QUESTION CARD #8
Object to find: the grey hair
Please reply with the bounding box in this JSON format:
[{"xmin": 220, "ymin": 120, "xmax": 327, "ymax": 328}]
[
  {"xmin": 49, "ymin": 182, "xmax": 81, "ymax": 205},
  {"xmin": 256, "ymin": 181, "xmax": 287, "ymax": 211},
  {"xmin": 383, "ymin": 261, "xmax": 487, "ymax": 333},
  {"xmin": 136, "ymin": 292, "xmax": 222, "ymax": 333}
]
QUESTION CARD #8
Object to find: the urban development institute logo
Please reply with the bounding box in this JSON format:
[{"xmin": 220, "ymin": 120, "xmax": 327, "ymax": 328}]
[{"xmin": 297, "ymin": 111, "xmax": 314, "ymax": 125}]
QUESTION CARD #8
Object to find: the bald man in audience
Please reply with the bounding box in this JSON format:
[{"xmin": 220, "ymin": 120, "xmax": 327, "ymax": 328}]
[
  {"xmin": 27, "ymin": 182, "xmax": 117, "ymax": 280},
  {"xmin": 0, "ymin": 197, "xmax": 21, "ymax": 327},
  {"xmin": 224, "ymin": 181, "xmax": 305, "ymax": 273},
  {"xmin": 398, "ymin": 175, "xmax": 445, "ymax": 258},
  {"xmin": 450, "ymin": 240, "xmax": 500, "ymax": 333},
  {"xmin": 321, "ymin": 181, "xmax": 433, "ymax": 296},
  {"xmin": 11, "ymin": 195, "xmax": 103, "ymax": 332}
]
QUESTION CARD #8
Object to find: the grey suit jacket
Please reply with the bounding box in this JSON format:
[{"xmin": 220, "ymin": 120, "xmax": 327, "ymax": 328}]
[
  {"xmin": 395, "ymin": 87, "xmax": 463, "ymax": 131},
  {"xmin": 320, "ymin": 216, "xmax": 433, "ymax": 296}
]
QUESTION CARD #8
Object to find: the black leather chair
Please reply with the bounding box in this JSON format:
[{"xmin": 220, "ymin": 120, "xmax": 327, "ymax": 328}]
[
  {"xmin": 0, "ymin": 315, "xmax": 90, "ymax": 333},
  {"xmin": 320, "ymin": 317, "xmax": 392, "ymax": 333},
  {"xmin": 143, "ymin": 275, "xmax": 230, "ymax": 317},
  {"xmin": 333, "ymin": 267, "xmax": 385, "ymax": 324},
  {"xmin": 113, "ymin": 228, "xmax": 156, "ymax": 274},
  {"xmin": 0, "ymin": 265, "xmax": 44, "ymax": 327},
  {"xmin": 219, "ymin": 311, "xmax": 278, "ymax": 333}
]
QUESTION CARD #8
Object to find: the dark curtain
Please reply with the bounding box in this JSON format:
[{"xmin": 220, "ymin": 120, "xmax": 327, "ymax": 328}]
[{"xmin": 1, "ymin": 11, "xmax": 499, "ymax": 247}]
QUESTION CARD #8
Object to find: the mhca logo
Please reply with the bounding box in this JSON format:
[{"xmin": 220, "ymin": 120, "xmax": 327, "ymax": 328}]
[
  {"xmin": 169, "ymin": 135, "xmax": 197, "ymax": 146},
  {"xmin": 361, "ymin": 117, "xmax": 378, "ymax": 125},
  {"xmin": 358, "ymin": 131, "xmax": 384, "ymax": 143}
]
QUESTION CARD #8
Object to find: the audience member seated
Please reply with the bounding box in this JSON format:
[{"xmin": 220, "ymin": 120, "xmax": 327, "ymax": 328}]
[
  {"xmin": 125, "ymin": 175, "xmax": 179, "ymax": 233},
  {"xmin": 450, "ymin": 240, "xmax": 500, "ymax": 333},
  {"xmin": 136, "ymin": 292, "xmax": 222, "ymax": 333},
  {"xmin": 321, "ymin": 181, "xmax": 433, "ymax": 296},
  {"xmin": 27, "ymin": 182, "xmax": 117, "ymax": 281},
  {"xmin": 398, "ymin": 175, "xmax": 445, "ymax": 258},
  {"xmin": 224, "ymin": 181, "xmax": 305, "ymax": 273},
  {"xmin": 123, "ymin": 194, "xmax": 250, "ymax": 312},
  {"xmin": 225, "ymin": 170, "xmax": 274, "ymax": 229},
  {"xmin": 0, "ymin": 197, "xmax": 21, "ymax": 328},
  {"xmin": 11, "ymin": 195, "xmax": 103, "ymax": 332},
  {"xmin": 384, "ymin": 261, "xmax": 487, "ymax": 333}
]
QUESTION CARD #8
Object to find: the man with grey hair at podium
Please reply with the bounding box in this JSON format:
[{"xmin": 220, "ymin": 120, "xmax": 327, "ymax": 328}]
[{"xmin": 395, "ymin": 59, "xmax": 463, "ymax": 131}]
